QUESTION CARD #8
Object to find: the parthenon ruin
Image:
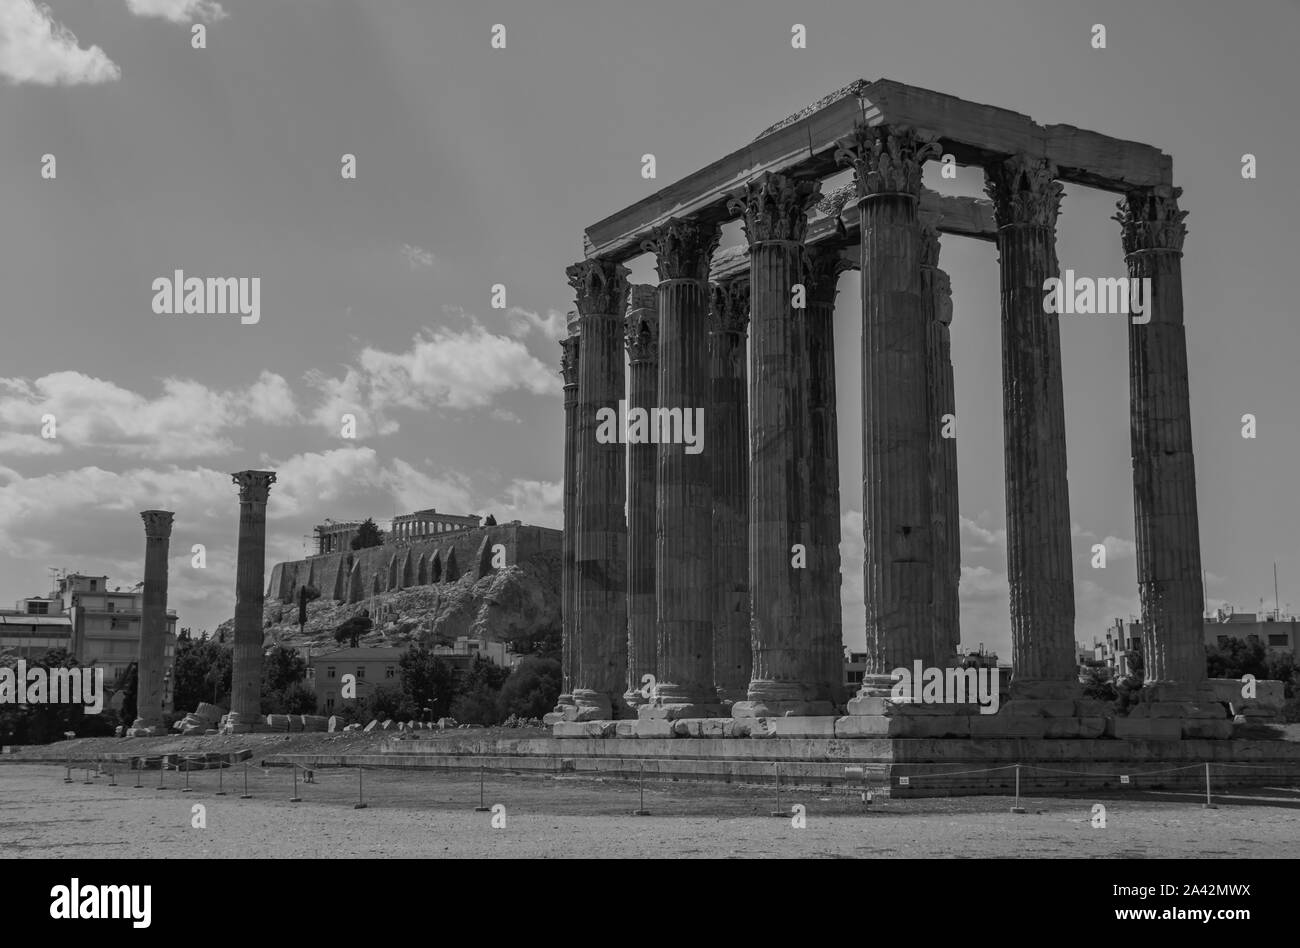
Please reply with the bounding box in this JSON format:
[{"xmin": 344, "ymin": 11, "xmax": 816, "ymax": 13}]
[{"xmin": 552, "ymin": 78, "xmax": 1228, "ymax": 740}]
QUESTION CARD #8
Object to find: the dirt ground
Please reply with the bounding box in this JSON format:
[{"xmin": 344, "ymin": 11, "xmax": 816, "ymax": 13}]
[{"xmin": 2, "ymin": 761, "xmax": 1297, "ymax": 858}]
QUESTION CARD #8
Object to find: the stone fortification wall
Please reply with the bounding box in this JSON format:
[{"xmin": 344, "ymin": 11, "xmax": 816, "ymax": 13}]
[{"xmin": 267, "ymin": 523, "xmax": 561, "ymax": 605}]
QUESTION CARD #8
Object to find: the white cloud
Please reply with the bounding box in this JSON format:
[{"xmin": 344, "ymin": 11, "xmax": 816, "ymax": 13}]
[
  {"xmin": 0, "ymin": 1, "xmax": 121, "ymax": 86},
  {"xmin": 506, "ymin": 307, "xmax": 569, "ymax": 342},
  {"xmin": 0, "ymin": 370, "xmax": 299, "ymax": 460},
  {"xmin": 1101, "ymin": 535, "xmax": 1137, "ymax": 560},
  {"xmin": 304, "ymin": 318, "xmax": 558, "ymax": 435},
  {"xmin": 960, "ymin": 515, "xmax": 1006, "ymax": 551},
  {"xmin": 400, "ymin": 244, "xmax": 435, "ymax": 270},
  {"xmin": 124, "ymin": 0, "xmax": 228, "ymax": 24}
]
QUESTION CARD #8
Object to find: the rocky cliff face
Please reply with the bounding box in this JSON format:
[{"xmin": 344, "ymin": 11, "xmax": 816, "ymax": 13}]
[{"xmin": 216, "ymin": 552, "xmax": 560, "ymax": 653}]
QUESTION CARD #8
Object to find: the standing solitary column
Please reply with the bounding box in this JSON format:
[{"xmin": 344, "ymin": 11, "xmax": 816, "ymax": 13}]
[
  {"xmin": 729, "ymin": 173, "xmax": 834, "ymax": 717},
  {"xmin": 568, "ymin": 259, "xmax": 629, "ymax": 720},
  {"xmin": 551, "ymin": 317, "xmax": 581, "ymax": 716},
  {"xmin": 640, "ymin": 218, "xmax": 720, "ymax": 718},
  {"xmin": 624, "ymin": 287, "xmax": 659, "ymax": 709},
  {"xmin": 920, "ymin": 221, "xmax": 962, "ymax": 666},
  {"xmin": 708, "ymin": 277, "xmax": 751, "ymax": 703},
  {"xmin": 229, "ymin": 470, "xmax": 276, "ymax": 732},
  {"xmin": 132, "ymin": 510, "xmax": 174, "ymax": 735},
  {"xmin": 837, "ymin": 125, "xmax": 941, "ymax": 704},
  {"xmin": 803, "ymin": 246, "xmax": 853, "ymax": 706},
  {"xmin": 1115, "ymin": 186, "xmax": 1212, "ymax": 711},
  {"xmin": 984, "ymin": 155, "xmax": 1076, "ymax": 701}
]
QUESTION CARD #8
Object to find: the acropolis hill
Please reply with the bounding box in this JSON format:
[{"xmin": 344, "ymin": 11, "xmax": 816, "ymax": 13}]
[{"xmin": 226, "ymin": 520, "xmax": 561, "ymax": 652}]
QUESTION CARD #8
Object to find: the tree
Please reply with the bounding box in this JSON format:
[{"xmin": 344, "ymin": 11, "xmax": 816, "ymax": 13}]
[
  {"xmin": 350, "ymin": 518, "xmax": 385, "ymax": 550},
  {"xmin": 171, "ymin": 634, "xmax": 233, "ymax": 712},
  {"xmin": 280, "ymin": 680, "xmax": 319, "ymax": 715},
  {"xmin": 335, "ymin": 613, "xmax": 373, "ymax": 648},
  {"xmin": 366, "ymin": 683, "xmax": 415, "ymax": 722},
  {"xmin": 398, "ymin": 645, "xmax": 456, "ymax": 719},
  {"xmin": 450, "ymin": 656, "xmax": 512, "ymax": 726},
  {"xmin": 497, "ymin": 657, "xmax": 562, "ymax": 720},
  {"xmin": 484, "ymin": 514, "xmax": 497, "ymax": 526},
  {"xmin": 260, "ymin": 645, "xmax": 308, "ymax": 714}
]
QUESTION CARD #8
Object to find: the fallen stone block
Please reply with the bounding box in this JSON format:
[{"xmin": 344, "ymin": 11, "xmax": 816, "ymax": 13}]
[
  {"xmin": 301, "ymin": 715, "xmax": 328, "ymax": 732},
  {"xmin": 672, "ymin": 718, "xmax": 734, "ymax": 738},
  {"xmin": 764, "ymin": 716, "xmax": 837, "ymax": 738},
  {"xmin": 631, "ymin": 719, "xmax": 675, "ymax": 739},
  {"xmin": 552, "ymin": 721, "xmax": 617, "ymax": 739}
]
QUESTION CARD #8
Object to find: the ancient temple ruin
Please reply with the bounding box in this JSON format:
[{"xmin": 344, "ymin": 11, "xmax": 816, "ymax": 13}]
[{"xmin": 552, "ymin": 79, "xmax": 1223, "ymax": 741}]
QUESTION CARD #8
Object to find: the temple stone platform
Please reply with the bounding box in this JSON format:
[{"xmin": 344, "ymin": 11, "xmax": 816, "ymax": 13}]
[{"xmin": 260, "ymin": 728, "xmax": 1300, "ymax": 798}]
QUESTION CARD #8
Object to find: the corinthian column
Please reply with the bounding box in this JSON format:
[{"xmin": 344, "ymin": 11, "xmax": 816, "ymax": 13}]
[
  {"xmin": 229, "ymin": 470, "xmax": 275, "ymax": 732},
  {"xmin": 836, "ymin": 125, "xmax": 941, "ymax": 704},
  {"xmin": 727, "ymin": 172, "xmax": 833, "ymax": 717},
  {"xmin": 708, "ymin": 277, "xmax": 750, "ymax": 703},
  {"xmin": 803, "ymin": 246, "xmax": 853, "ymax": 706},
  {"xmin": 551, "ymin": 316, "xmax": 581, "ymax": 716},
  {"xmin": 567, "ymin": 258, "xmax": 629, "ymax": 720},
  {"xmin": 624, "ymin": 286, "xmax": 659, "ymax": 709},
  {"xmin": 984, "ymin": 155, "xmax": 1076, "ymax": 701},
  {"xmin": 920, "ymin": 221, "xmax": 961, "ymax": 665},
  {"xmin": 132, "ymin": 510, "xmax": 174, "ymax": 734},
  {"xmin": 1115, "ymin": 186, "xmax": 1215, "ymax": 719},
  {"xmin": 640, "ymin": 218, "xmax": 720, "ymax": 718}
]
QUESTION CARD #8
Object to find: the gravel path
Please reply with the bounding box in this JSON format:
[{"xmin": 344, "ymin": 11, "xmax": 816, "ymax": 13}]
[{"xmin": 2, "ymin": 763, "xmax": 1296, "ymax": 858}]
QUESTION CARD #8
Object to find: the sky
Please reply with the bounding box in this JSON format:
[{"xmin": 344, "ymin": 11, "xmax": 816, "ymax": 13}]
[{"xmin": 0, "ymin": 0, "xmax": 1296, "ymax": 659}]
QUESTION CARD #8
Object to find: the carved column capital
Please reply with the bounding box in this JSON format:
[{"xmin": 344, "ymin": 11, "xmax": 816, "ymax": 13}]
[
  {"xmin": 566, "ymin": 258, "xmax": 630, "ymax": 316},
  {"xmin": 559, "ymin": 336, "xmax": 580, "ymax": 387},
  {"xmin": 625, "ymin": 287, "xmax": 659, "ymax": 363},
  {"xmin": 802, "ymin": 247, "xmax": 855, "ymax": 305},
  {"xmin": 984, "ymin": 154, "xmax": 1063, "ymax": 230},
  {"xmin": 726, "ymin": 172, "xmax": 821, "ymax": 245},
  {"xmin": 708, "ymin": 277, "xmax": 750, "ymax": 335},
  {"xmin": 565, "ymin": 309, "xmax": 580, "ymax": 337},
  {"xmin": 140, "ymin": 510, "xmax": 175, "ymax": 539},
  {"xmin": 232, "ymin": 470, "xmax": 277, "ymax": 503},
  {"xmin": 1114, "ymin": 184, "xmax": 1187, "ymax": 256},
  {"xmin": 640, "ymin": 218, "xmax": 720, "ymax": 282},
  {"xmin": 835, "ymin": 123, "xmax": 939, "ymax": 199}
]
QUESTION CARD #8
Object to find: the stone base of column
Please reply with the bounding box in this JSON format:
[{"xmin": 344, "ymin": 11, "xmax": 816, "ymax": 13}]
[
  {"xmin": 220, "ymin": 711, "xmax": 262, "ymax": 734},
  {"xmin": 715, "ymin": 686, "xmax": 747, "ymax": 705},
  {"xmin": 571, "ymin": 689, "xmax": 613, "ymax": 720},
  {"xmin": 622, "ymin": 689, "xmax": 650, "ymax": 711},
  {"xmin": 1118, "ymin": 688, "xmax": 1234, "ymax": 739},
  {"xmin": 848, "ymin": 674, "xmax": 901, "ymax": 703},
  {"xmin": 542, "ymin": 694, "xmax": 577, "ymax": 724},
  {"xmin": 732, "ymin": 680, "xmax": 834, "ymax": 718}
]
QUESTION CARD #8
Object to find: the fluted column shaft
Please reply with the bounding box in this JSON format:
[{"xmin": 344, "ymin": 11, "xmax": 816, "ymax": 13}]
[
  {"xmin": 642, "ymin": 219, "xmax": 719, "ymax": 714},
  {"xmin": 624, "ymin": 289, "xmax": 659, "ymax": 706},
  {"xmin": 727, "ymin": 173, "xmax": 832, "ymax": 716},
  {"xmin": 558, "ymin": 329, "xmax": 580, "ymax": 705},
  {"xmin": 231, "ymin": 471, "xmax": 275, "ymax": 725},
  {"xmin": 834, "ymin": 127, "xmax": 943, "ymax": 695},
  {"xmin": 921, "ymin": 225, "xmax": 961, "ymax": 665},
  {"xmin": 986, "ymin": 156, "xmax": 1076, "ymax": 695},
  {"xmin": 804, "ymin": 249, "xmax": 850, "ymax": 704},
  {"xmin": 568, "ymin": 259, "xmax": 629, "ymax": 718},
  {"xmin": 135, "ymin": 510, "xmax": 174, "ymax": 730},
  {"xmin": 1116, "ymin": 186, "xmax": 1205, "ymax": 693},
  {"xmin": 708, "ymin": 279, "xmax": 751, "ymax": 703}
]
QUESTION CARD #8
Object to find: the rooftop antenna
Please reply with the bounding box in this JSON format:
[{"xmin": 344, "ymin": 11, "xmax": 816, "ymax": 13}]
[{"xmin": 1274, "ymin": 562, "xmax": 1280, "ymax": 620}]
